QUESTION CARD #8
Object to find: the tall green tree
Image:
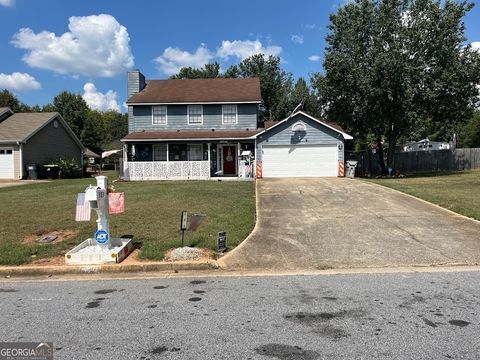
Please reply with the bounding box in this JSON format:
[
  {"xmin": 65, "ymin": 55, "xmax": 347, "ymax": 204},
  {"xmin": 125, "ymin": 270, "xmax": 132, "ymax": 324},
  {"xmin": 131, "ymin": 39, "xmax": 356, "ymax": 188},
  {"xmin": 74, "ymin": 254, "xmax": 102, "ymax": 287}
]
[
  {"xmin": 81, "ymin": 111, "xmax": 104, "ymax": 154},
  {"xmin": 53, "ymin": 91, "xmax": 89, "ymax": 137},
  {"xmin": 228, "ymin": 54, "xmax": 293, "ymax": 121},
  {"xmin": 317, "ymin": 0, "xmax": 480, "ymax": 173},
  {"xmin": 170, "ymin": 63, "xmax": 222, "ymax": 79},
  {"xmin": 289, "ymin": 78, "xmax": 321, "ymax": 117},
  {"xmin": 0, "ymin": 89, "xmax": 22, "ymax": 112},
  {"xmin": 458, "ymin": 111, "xmax": 480, "ymax": 148}
]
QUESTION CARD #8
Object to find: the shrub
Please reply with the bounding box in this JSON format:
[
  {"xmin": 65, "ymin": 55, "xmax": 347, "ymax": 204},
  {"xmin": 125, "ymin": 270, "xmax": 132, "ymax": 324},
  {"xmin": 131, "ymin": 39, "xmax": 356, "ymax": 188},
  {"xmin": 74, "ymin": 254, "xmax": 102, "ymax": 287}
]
[{"xmin": 52, "ymin": 158, "xmax": 83, "ymax": 179}]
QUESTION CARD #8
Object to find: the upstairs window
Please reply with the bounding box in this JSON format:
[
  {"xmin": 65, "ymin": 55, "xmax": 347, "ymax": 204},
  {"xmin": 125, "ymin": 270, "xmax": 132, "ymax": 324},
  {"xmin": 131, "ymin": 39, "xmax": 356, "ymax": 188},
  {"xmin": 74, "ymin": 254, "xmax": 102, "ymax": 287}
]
[
  {"xmin": 222, "ymin": 104, "xmax": 237, "ymax": 124},
  {"xmin": 188, "ymin": 105, "xmax": 203, "ymax": 125},
  {"xmin": 152, "ymin": 105, "xmax": 167, "ymax": 125}
]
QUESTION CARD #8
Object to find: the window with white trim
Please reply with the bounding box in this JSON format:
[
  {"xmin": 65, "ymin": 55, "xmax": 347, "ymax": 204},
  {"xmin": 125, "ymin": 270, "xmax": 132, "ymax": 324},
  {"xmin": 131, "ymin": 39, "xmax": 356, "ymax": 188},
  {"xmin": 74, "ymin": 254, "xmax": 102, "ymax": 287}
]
[
  {"xmin": 188, "ymin": 144, "xmax": 203, "ymax": 161},
  {"xmin": 222, "ymin": 104, "xmax": 237, "ymax": 124},
  {"xmin": 153, "ymin": 144, "xmax": 167, "ymax": 161},
  {"xmin": 152, "ymin": 105, "xmax": 167, "ymax": 125},
  {"xmin": 188, "ymin": 105, "xmax": 203, "ymax": 125}
]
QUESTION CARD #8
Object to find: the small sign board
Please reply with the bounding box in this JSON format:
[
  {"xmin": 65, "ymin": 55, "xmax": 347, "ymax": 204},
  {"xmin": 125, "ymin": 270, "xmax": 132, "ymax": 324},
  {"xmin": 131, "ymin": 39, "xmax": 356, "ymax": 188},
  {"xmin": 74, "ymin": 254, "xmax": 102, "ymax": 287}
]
[
  {"xmin": 217, "ymin": 231, "xmax": 227, "ymax": 252},
  {"xmin": 180, "ymin": 211, "xmax": 188, "ymax": 231}
]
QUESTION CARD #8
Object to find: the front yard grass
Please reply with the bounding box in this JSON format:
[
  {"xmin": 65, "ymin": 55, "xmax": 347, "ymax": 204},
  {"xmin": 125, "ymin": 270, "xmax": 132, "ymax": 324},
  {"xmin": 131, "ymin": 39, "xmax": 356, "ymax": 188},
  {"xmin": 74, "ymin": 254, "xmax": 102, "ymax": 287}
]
[
  {"xmin": 367, "ymin": 169, "xmax": 480, "ymax": 220},
  {"xmin": 0, "ymin": 179, "xmax": 255, "ymax": 265}
]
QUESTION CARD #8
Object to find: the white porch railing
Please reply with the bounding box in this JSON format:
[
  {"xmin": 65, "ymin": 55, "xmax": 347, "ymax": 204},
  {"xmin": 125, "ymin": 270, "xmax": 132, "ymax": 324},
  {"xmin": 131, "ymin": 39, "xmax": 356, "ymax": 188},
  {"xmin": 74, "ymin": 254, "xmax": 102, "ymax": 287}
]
[{"xmin": 124, "ymin": 161, "xmax": 210, "ymax": 180}]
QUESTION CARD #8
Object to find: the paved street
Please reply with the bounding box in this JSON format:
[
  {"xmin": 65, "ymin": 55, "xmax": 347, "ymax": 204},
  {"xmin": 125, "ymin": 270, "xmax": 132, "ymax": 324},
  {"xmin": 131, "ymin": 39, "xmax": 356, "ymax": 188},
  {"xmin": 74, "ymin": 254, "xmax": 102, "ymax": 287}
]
[
  {"xmin": 1, "ymin": 271, "xmax": 479, "ymax": 359},
  {"xmin": 220, "ymin": 178, "xmax": 480, "ymax": 270}
]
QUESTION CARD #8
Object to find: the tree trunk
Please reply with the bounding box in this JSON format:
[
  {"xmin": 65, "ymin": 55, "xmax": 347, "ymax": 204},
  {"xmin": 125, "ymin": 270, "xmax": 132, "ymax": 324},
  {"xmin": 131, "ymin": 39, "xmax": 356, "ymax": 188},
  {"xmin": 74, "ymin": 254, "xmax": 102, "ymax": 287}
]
[
  {"xmin": 375, "ymin": 136, "xmax": 387, "ymax": 175},
  {"xmin": 386, "ymin": 140, "xmax": 396, "ymax": 175}
]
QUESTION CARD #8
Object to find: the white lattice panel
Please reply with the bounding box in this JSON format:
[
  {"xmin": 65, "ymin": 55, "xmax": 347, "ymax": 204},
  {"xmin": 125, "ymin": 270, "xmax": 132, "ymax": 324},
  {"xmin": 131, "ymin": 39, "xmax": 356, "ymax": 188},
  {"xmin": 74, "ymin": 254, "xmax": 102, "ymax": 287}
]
[{"xmin": 125, "ymin": 161, "xmax": 210, "ymax": 181}]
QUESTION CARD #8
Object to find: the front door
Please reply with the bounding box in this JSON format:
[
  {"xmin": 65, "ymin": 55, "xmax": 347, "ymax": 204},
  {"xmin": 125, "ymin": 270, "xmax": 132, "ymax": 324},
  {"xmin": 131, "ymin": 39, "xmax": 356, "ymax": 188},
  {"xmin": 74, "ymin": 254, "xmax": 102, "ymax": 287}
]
[{"xmin": 222, "ymin": 146, "xmax": 236, "ymax": 175}]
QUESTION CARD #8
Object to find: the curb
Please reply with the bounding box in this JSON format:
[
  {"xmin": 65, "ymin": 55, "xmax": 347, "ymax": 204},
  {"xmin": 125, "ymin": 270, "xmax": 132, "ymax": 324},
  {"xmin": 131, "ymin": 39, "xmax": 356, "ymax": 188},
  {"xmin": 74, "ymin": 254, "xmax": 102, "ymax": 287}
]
[
  {"xmin": 217, "ymin": 180, "xmax": 260, "ymax": 269},
  {"xmin": 0, "ymin": 260, "xmax": 219, "ymax": 277}
]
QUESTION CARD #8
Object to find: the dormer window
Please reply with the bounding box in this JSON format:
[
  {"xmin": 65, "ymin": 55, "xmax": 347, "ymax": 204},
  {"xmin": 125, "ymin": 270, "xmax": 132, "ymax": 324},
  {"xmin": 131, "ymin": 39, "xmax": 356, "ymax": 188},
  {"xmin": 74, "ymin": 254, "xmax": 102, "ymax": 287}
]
[
  {"xmin": 188, "ymin": 105, "xmax": 203, "ymax": 125},
  {"xmin": 152, "ymin": 105, "xmax": 167, "ymax": 125},
  {"xmin": 222, "ymin": 104, "xmax": 238, "ymax": 124}
]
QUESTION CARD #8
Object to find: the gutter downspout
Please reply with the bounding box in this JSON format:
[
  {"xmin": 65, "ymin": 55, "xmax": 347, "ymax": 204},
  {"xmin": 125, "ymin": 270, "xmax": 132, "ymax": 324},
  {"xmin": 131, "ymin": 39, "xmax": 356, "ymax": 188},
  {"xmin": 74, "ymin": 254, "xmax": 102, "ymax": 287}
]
[{"xmin": 17, "ymin": 141, "xmax": 24, "ymax": 179}]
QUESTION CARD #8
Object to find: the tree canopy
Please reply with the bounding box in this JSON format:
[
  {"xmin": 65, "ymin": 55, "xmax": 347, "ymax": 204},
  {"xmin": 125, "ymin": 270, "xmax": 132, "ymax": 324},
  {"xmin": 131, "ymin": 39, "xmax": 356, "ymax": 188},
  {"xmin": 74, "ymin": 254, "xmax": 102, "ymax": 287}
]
[{"xmin": 316, "ymin": 0, "xmax": 480, "ymax": 172}]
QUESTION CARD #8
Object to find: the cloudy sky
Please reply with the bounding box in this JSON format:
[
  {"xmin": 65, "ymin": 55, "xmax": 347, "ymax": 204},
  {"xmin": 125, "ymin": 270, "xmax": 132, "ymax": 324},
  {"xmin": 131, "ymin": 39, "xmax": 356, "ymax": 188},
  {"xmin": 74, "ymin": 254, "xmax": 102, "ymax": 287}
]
[{"xmin": 1, "ymin": 0, "xmax": 479, "ymax": 112}]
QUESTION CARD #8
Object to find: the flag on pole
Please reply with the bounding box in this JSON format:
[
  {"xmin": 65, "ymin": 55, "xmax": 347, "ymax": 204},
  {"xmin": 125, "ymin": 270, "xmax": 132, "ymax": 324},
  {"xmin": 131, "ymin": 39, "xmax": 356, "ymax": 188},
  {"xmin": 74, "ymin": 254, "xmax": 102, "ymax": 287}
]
[
  {"xmin": 109, "ymin": 192, "xmax": 125, "ymax": 214},
  {"xmin": 75, "ymin": 193, "xmax": 91, "ymax": 221}
]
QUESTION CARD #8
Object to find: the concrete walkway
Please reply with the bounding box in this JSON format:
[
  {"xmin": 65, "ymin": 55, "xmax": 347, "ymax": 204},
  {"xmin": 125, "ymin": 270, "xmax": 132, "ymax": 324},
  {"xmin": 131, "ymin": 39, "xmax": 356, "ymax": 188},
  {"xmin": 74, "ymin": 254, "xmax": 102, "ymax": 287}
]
[{"xmin": 219, "ymin": 178, "xmax": 480, "ymax": 270}]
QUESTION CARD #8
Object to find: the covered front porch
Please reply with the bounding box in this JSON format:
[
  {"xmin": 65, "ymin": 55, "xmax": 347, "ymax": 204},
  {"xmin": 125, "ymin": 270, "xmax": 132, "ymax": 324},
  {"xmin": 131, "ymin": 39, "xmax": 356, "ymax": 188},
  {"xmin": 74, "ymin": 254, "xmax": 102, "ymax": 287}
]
[{"xmin": 122, "ymin": 140, "xmax": 256, "ymax": 181}]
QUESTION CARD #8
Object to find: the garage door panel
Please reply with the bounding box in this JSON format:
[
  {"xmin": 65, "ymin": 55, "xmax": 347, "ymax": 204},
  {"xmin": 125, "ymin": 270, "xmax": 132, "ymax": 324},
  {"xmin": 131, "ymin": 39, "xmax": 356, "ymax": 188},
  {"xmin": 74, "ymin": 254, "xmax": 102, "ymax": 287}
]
[
  {"xmin": 262, "ymin": 145, "xmax": 337, "ymax": 178},
  {"xmin": 0, "ymin": 148, "xmax": 14, "ymax": 179}
]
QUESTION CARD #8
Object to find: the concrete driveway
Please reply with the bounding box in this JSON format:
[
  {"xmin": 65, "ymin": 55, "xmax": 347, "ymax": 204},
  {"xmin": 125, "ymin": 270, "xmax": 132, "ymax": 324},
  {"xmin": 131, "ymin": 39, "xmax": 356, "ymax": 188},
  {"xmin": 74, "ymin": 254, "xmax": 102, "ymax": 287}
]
[{"xmin": 219, "ymin": 178, "xmax": 480, "ymax": 270}]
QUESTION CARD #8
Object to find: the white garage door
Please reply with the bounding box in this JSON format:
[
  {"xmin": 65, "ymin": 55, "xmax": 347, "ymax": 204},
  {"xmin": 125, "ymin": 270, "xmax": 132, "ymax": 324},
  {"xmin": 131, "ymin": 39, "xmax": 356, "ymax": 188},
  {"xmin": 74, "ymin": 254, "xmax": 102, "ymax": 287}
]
[
  {"xmin": 0, "ymin": 148, "xmax": 14, "ymax": 179},
  {"xmin": 262, "ymin": 144, "xmax": 338, "ymax": 178}
]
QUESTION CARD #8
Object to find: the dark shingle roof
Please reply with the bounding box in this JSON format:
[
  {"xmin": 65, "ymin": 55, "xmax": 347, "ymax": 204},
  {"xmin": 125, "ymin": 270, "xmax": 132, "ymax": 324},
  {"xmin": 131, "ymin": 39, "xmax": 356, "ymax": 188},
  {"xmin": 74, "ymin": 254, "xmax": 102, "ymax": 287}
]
[
  {"xmin": 123, "ymin": 129, "xmax": 261, "ymax": 141},
  {"xmin": 0, "ymin": 112, "xmax": 59, "ymax": 142},
  {"xmin": 127, "ymin": 78, "xmax": 262, "ymax": 104}
]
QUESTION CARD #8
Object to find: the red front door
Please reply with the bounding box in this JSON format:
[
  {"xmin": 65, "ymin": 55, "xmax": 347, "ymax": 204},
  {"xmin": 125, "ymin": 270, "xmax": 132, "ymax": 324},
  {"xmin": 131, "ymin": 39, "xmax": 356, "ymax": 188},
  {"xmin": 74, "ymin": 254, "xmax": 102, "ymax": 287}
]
[{"xmin": 222, "ymin": 146, "xmax": 236, "ymax": 175}]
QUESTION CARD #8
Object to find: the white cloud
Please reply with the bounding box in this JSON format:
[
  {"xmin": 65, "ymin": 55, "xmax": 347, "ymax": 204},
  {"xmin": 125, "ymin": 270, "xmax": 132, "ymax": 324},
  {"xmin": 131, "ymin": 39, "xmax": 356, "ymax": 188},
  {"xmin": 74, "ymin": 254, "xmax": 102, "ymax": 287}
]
[
  {"xmin": 82, "ymin": 82, "xmax": 120, "ymax": 112},
  {"xmin": 303, "ymin": 24, "xmax": 316, "ymax": 30},
  {"xmin": 0, "ymin": 0, "xmax": 15, "ymax": 7},
  {"xmin": 291, "ymin": 34, "xmax": 304, "ymax": 45},
  {"xmin": 216, "ymin": 40, "xmax": 282, "ymax": 60},
  {"xmin": 0, "ymin": 72, "xmax": 41, "ymax": 91},
  {"xmin": 154, "ymin": 45, "xmax": 214, "ymax": 76},
  {"xmin": 472, "ymin": 42, "xmax": 480, "ymax": 52},
  {"xmin": 308, "ymin": 55, "xmax": 321, "ymax": 62},
  {"xmin": 11, "ymin": 14, "xmax": 134, "ymax": 78},
  {"xmin": 155, "ymin": 40, "xmax": 282, "ymax": 76}
]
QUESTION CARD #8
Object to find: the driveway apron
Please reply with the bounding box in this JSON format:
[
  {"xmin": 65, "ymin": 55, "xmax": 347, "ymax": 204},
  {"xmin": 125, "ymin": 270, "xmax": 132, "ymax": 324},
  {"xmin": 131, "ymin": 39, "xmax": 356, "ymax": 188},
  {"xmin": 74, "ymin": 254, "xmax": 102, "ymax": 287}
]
[{"xmin": 220, "ymin": 178, "xmax": 480, "ymax": 270}]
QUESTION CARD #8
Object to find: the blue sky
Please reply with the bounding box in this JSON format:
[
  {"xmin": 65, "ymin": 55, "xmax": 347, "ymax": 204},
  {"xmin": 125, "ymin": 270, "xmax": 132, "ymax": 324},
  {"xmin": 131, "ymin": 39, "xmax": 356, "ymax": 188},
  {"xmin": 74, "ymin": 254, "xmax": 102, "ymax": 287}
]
[{"xmin": 1, "ymin": 0, "xmax": 479, "ymax": 112}]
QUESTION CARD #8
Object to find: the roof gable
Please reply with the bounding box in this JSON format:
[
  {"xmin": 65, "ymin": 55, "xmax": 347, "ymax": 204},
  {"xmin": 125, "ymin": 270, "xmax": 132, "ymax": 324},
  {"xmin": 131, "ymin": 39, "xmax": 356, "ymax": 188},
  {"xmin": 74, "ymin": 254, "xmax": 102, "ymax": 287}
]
[
  {"xmin": 127, "ymin": 77, "xmax": 262, "ymax": 104},
  {"xmin": 0, "ymin": 112, "xmax": 84, "ymax": 149},
  {"xmin": 256, "ymin": 111, "xmax": 353, "ymax": 140}
]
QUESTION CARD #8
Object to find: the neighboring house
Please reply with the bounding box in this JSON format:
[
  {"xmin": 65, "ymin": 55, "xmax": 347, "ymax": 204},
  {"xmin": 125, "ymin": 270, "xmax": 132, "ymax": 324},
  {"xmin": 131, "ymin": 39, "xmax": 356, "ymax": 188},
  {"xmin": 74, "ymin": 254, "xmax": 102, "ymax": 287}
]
[
  {"xmin": 403, "ymin": 138, "xmax": 451, "ymax": 152},
  {"xmin": 0, "ymin": 108, "xmax": 84, "ymax": 179},
  {"xmin": 122, "ymin": 70, "xmax": 352, "ymax": 180}
]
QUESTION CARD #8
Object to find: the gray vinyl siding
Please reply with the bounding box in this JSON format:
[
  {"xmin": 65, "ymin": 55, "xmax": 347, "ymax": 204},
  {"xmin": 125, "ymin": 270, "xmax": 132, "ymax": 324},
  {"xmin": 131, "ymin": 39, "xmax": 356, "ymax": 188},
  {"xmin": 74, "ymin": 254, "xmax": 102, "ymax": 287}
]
[
  {"xmin": 256, "ymin": 113, "xmax": 345, "ymax": 162},
  {"xmin": 22, "ymin": 118, "xmax": 82, "ymax": 165},
  {"xmin": 128, "ymin": 103, "xmax": 258, "ymax": 133}
]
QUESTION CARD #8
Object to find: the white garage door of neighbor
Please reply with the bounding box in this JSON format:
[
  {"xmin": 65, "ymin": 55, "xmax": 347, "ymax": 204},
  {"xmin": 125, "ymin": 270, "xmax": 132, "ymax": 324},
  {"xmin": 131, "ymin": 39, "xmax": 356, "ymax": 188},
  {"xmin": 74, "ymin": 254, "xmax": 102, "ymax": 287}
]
[
  {"xmin": 262, "ymin": 144, "xmax": 338, "ymax": 177},
  {"xmin": 0, "ymin": 148, "xmax": 14, "ymax": 179}
]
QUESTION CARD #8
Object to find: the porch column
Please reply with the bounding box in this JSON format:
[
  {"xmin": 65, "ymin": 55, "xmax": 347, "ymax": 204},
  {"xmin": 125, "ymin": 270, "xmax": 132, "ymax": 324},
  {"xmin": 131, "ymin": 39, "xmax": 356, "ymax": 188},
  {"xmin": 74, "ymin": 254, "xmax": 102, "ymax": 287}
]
[
  {"xmin": 207, "ymin": 143, "xmax": 211, "ymax": 163},
  {"xmin": 166, "ymin": 143, "xmax": 169, "ymax": 162},
  {"xmin": 237, "ymin": 142, "xmax": 241, "ymax": 177}
]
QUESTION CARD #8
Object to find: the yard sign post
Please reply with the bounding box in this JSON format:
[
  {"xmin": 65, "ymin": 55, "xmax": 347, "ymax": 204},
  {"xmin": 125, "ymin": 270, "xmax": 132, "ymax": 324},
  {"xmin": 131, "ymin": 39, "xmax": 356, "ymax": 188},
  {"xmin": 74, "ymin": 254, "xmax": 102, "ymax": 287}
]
[{"xmin": 180, "ymin": 211, "xmax": 188, "ymax": 247}]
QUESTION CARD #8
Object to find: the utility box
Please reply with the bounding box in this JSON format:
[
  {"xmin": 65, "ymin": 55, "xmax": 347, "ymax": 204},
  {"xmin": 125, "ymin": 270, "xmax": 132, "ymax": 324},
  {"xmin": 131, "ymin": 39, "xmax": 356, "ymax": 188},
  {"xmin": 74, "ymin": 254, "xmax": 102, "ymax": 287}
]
[{"xmin": 346, "ymin": 160, "xmax": 358, "ymax": 178}]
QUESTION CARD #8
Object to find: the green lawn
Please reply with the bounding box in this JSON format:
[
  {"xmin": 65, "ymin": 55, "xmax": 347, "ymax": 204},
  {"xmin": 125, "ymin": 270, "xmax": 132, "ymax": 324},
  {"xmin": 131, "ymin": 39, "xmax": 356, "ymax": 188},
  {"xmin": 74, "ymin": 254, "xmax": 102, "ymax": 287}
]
[
  {"xmin": 367, "ymin": 169, "xmax": 480, "ymax": 220},
  {"xmin": 0, "ymin": 178, "xmax": 255, "ymax": 265}
]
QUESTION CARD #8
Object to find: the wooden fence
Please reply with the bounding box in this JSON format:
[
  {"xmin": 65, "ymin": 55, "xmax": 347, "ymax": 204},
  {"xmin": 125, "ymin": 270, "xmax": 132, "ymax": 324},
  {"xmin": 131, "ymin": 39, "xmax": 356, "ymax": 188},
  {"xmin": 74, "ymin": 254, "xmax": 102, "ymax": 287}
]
[{"xmin": 346, "ymin": 148, "xmax": 480, "ymax": 176}]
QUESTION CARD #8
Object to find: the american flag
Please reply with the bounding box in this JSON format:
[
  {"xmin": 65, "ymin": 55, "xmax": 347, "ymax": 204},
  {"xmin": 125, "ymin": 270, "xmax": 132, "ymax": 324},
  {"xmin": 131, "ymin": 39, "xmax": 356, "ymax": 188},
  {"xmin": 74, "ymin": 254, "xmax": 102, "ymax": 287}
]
[{"xmin": 75, "ymin": 193, "xmax": 91, "ymax": 221}]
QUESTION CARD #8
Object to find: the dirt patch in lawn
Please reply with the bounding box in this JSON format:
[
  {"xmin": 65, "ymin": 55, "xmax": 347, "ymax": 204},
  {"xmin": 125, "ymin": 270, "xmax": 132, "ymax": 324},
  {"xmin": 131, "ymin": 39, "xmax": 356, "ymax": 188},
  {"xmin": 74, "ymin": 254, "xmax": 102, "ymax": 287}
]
[
  {"xmin": 163, "ymin": 247, "xmax": 216, "ymax": 262},
  {"xmin": 25, "ymin": 255, "xmax": 65, "ymax": 266},
  {"xmin": 22, "ymin": 230, "xmax": 78, "ymax": 245}
]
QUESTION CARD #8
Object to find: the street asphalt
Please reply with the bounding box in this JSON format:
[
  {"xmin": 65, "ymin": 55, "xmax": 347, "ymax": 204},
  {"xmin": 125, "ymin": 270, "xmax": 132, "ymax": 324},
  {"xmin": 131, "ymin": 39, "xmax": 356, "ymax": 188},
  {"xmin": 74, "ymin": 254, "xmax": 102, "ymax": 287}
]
[
  {"xmin": 0, "ymin": 271, "xmax": 479, "ymax": 359},
  {"xmin": 220, "ymin": 178, "xmax": 480, "ymax": 270}
]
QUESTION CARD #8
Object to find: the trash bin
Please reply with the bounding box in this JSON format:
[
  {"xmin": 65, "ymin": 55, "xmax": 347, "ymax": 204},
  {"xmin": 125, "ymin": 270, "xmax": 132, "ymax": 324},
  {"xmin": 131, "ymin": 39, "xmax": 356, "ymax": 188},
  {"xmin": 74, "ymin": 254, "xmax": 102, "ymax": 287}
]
[
  {"xmin": 346, "ymin": 160, "xmax": 358, "ymax": 178},
  {"xmin": 27, "ymin": 164, "xmax": 38, "ymax": 180}
]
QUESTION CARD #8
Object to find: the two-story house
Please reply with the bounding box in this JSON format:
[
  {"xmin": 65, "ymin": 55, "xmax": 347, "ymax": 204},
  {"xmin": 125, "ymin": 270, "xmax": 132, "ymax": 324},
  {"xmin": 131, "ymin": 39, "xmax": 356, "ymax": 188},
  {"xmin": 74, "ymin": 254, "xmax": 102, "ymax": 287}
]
[{"xmin": 122, "ymin": 70, "xmax": 352, "ymax": 180}]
